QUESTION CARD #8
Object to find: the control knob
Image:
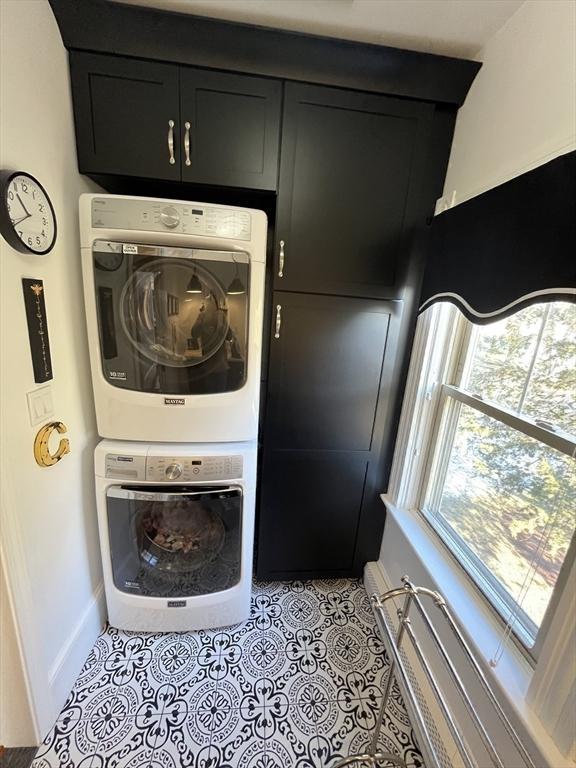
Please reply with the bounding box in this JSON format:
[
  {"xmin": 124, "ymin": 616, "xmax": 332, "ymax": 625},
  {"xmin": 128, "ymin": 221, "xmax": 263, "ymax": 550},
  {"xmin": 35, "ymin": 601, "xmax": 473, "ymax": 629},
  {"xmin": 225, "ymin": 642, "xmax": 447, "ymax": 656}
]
[
  {"xmin": 160, "ymin": 206, "xmax": 180, "ymax": 229},
  {"xmin": 165, "ymin": 463, "xmax": 182, "ymax": 480}
]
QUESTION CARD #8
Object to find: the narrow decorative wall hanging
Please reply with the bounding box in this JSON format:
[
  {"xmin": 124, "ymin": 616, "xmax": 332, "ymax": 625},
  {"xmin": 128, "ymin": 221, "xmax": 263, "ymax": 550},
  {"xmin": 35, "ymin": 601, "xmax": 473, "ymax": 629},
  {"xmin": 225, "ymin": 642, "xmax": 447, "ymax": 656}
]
[{"xmin": 22, "ymin": 278, "xmax": 53, "ymax": 383}]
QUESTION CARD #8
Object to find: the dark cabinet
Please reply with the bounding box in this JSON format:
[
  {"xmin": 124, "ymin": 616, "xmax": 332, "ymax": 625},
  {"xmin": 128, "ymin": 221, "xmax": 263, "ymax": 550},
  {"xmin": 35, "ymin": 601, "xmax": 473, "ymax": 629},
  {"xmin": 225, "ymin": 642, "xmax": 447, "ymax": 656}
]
[
  {"xmin": 274, "ymin": 83, "xmax": 434, "ymax": 298},
  {"xmin": 257, "ymin": 451, "xmax": 370, "ymax": 575},
  {"xmin": 70, "ymin": 52, "xmax": 281, "ymax": 190},
  {"xmin": 265, "ymin": 292, "xmax": 393, "ymax": 451},
  {"xmin": 257, "ymin": 292, "xmax": 401, "ymax": 579},
  {"xmin": 180, "ymin": 69, "xmax": 281, "ymax": 190},
  {"xmin": 69, "ymin": 52, "xmax": 181, "ymax": 181},
  {"xmin": 257, "ymin": 81, "xmax": 443, "ymax": 579}
]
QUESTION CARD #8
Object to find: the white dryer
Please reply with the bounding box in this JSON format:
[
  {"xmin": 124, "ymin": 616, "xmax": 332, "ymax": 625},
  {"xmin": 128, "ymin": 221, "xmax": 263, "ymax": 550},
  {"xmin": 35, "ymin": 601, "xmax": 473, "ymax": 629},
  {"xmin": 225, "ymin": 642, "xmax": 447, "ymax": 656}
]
[
  {"xmin": 95, "ymin": 439, "xmax": 257, "ymax": 631},
  {"xmin": 80, "ymin": 194, "xmax": 267, "ymax": 442}
]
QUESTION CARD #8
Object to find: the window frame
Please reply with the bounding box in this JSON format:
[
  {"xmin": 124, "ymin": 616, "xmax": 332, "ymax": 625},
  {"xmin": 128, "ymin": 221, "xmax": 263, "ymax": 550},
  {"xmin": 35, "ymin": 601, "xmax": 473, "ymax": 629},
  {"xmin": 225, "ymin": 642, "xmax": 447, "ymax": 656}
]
[{"xmin": 392, "ymin": 301, "xmax": 576, "ymax": 662}]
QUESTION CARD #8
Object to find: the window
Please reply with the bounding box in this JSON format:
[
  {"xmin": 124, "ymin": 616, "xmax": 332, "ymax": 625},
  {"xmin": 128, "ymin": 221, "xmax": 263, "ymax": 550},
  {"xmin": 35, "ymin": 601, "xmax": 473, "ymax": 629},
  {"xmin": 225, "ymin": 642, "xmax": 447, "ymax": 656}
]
[{"xmin": 405, "ymin": 302, "xmax": 575, "ymax": 654}]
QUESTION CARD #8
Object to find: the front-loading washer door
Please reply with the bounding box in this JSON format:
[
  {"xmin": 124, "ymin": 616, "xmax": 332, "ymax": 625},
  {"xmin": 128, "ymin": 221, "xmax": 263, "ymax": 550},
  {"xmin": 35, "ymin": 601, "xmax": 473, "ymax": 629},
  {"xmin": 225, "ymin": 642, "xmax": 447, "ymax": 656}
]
[
  {"xmin": 106, "ymin": 485, "xmax": 243, "ymax": 597},
  {"xmin": 93, "ymin": 240, "xmax": 249, "ymax": 395}
]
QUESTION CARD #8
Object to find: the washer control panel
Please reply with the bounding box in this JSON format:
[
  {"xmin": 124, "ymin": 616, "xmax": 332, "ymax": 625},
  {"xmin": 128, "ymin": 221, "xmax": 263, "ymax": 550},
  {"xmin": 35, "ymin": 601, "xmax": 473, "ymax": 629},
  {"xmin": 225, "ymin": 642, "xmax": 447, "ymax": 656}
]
[
  {"xmin": 92, "ymin": 198, "xmax": 251, "ymax": 241},
  {"xmin": 146, "ymin": 455, "xmax": 243, "ymax": 482}
]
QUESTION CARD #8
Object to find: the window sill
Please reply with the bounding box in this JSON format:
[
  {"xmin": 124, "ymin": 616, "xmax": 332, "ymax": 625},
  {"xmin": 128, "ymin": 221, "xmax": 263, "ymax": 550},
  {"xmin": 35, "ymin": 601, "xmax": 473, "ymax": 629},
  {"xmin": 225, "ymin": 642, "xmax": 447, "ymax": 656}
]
[{"xmin": 380, "ymin": 494, "xmax": 573, "ymax": 768}]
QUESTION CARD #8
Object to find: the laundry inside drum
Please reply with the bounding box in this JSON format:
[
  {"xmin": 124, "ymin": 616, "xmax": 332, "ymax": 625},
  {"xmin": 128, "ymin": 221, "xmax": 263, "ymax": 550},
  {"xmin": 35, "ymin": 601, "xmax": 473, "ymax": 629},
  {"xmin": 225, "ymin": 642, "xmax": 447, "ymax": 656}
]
[{"xmin": 139, "ymin": 499, "xmax": 226, "ymax": 572}]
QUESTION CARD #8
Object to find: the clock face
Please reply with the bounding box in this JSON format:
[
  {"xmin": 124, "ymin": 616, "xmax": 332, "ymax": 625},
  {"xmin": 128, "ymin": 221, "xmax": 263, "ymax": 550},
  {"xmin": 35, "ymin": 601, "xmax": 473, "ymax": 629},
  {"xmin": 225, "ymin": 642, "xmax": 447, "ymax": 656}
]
[
  {"xmin": 94, "ymin": 250, "xmax": 124, "ymax": 271},
  {"xmin": 4, "ymin": 173, "xmax": 56, "ymax": 254}
]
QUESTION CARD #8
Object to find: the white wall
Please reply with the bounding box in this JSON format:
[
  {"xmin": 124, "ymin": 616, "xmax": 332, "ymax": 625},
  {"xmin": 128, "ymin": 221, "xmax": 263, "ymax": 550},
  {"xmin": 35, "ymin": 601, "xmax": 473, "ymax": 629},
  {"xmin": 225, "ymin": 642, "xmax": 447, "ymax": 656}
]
[
  {"xmin": 443, "ymin": 0, "xmax": 576, "ymax": 204},
  {"xmin": 0, "ymin": 0, "xmax": 105, "ymax": 744},
  {"xmin": 0, "ymin": 556, "xmax": 35, "ymax": 746}
]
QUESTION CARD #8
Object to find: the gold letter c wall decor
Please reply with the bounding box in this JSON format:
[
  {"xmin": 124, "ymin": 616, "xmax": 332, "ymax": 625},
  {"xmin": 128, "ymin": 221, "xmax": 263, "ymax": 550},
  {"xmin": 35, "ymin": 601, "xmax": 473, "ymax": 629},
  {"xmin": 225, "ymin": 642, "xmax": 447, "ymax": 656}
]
[{"xmin": 33, "ymin": 421, "xmax": 71, "ymax": 467}]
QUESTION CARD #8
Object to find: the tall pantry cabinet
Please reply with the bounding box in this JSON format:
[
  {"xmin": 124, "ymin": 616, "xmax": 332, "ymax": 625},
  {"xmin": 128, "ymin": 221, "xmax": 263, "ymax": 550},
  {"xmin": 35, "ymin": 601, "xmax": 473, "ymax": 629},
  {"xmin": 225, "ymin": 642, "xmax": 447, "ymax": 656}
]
[{"xmin": 257, "ymin": 84, "xmax": 437, "ymax": 578}]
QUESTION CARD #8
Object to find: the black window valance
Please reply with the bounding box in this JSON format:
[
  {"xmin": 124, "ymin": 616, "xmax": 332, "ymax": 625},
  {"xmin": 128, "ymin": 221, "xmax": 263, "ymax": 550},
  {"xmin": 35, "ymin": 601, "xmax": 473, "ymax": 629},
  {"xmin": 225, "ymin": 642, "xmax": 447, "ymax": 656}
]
[{"xmin": 419, "ymin": 150, "xmax": 576, "ymax": 324}]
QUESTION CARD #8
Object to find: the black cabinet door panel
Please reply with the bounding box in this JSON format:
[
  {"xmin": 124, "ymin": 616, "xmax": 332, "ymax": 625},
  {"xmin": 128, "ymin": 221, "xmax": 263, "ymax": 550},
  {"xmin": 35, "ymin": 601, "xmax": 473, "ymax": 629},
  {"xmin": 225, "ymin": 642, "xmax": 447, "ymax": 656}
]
[
  {"xmin": 180, "ymin": 69, "xmax": 281, "ymax": 190},
  {"xmin": 267, "ymin": 292, "xmax": 397, "ymax": 451},
  {"xmin": 275, "ymin": 83, "xmax": 433, "ymax": 297},
  {"xmin": 257, "ymin": 450, "xmax": 369, "ymax": 576},
  {"xmin": 70, "ymin": 52, "xmax": 180, "ymax": 181}
]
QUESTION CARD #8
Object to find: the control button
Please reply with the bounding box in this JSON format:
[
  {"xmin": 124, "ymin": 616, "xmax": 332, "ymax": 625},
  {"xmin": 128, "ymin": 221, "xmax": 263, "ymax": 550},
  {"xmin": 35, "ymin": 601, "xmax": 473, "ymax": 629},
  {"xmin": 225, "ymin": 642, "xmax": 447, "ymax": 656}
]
[
  {"xmin": 160, "ymin": 206, "xmax": 180, "ymax": 229},
  {"xmin": 165, "ymin": 463, "xmax": 182, "ymax": 480},
  {"xmin": 193, "ymin": 467, "xmax": 200, "ymax": 474}
]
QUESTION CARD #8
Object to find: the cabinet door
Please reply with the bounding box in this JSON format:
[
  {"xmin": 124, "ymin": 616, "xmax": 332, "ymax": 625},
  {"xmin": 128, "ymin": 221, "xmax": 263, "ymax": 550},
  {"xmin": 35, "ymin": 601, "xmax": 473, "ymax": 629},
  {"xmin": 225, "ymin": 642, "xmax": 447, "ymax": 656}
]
[
  {"xmin": 257, "ymin": 292, "xmax": 400, "ymax": 579},
  {"xmin": 180, "ymin": 69, "xmax": 281, "ymax": 190},
  {"xmin": 275, "ymin": 83, "xmax": 434, "ymax": 297},
  {"xmin": 257, "ymin": 450, "xmax": 369, "ymax": 577},
  {"xmin": 69, "ymin": 52, "xmax": 180, "ymax": 181},
  {"xmin": 265, "ymin": 292, "xmax": 396, "ymax": 451}
]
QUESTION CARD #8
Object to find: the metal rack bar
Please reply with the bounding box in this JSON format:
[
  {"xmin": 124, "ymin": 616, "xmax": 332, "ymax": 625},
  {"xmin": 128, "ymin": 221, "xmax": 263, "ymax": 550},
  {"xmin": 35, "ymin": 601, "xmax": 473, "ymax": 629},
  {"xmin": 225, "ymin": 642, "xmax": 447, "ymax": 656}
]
[
  {"xmin": 333, "ymin": 577, "xmax": 537, "ymax": 768},
  {"xmin": 401, "ymin": 618, "xmax": 476, "ymax": 768},
  {"xmin": 370, "ymin": 605, "xmax": 441, "ymax": 768},
  {"xmin": 369, "ymin": 589, "xmax": 413, "ymax": 756},
  {"xmin": 433, "ymin": 597, "xmax": 537, "ymax": 768},
  {"xmin": 332, "ymin": 753, "xmax": 406, "ymax": 767},
  {"xmin": 404, "ymin": 585, "xmax": 503, "ymax": 767}
]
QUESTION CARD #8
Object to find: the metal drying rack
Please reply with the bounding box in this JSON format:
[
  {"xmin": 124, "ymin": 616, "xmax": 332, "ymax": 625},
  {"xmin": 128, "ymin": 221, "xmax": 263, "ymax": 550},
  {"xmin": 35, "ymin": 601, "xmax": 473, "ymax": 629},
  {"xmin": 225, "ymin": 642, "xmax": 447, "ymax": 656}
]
[{"xmin": 333, "ymin": 576, "xmax": 537, "ymax": 768}]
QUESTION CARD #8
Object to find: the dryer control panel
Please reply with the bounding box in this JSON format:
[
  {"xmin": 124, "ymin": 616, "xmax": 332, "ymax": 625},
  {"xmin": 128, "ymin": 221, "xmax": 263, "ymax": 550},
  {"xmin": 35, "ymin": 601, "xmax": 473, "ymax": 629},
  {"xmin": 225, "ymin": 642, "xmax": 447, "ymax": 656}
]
[{"xmin": 91, "ymin": 197, "xmax": 252, "ymax": 241}]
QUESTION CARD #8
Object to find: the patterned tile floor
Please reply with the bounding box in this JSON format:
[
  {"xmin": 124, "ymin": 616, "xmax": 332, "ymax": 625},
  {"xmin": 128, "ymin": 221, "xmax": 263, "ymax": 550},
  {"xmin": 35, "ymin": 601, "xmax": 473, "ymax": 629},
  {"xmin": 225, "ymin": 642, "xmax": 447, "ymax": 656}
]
[{"xmin": 33, "ymin": 579, "xmax": 423, "ymax": 768}]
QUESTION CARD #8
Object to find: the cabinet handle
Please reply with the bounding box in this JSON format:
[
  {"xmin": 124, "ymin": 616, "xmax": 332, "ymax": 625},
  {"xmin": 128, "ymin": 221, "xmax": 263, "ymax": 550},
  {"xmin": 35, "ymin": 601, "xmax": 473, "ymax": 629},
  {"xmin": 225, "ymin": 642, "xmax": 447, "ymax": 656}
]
[
  {"xmin": 278, "ymin": 240, "xmax": 285, "ymax": 278},
  {"xmin": 184, "ymin": 121, "xmax": 191, "ymax": 167},
  {"xmin": 274, "ymin": 304, "xmax": 282, "ymax": 339},
  {"xmin": 168, "ymin": 120, "xmax": 175, "ymax": 165}
]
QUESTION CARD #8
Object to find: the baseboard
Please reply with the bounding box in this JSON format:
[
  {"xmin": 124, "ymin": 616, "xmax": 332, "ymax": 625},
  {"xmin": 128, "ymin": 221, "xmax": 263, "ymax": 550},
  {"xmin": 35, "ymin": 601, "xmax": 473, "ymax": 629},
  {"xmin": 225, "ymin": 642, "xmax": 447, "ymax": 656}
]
[
  {"xmin": 363, "ymin": 561, "xmax": 458, "ymax": 768},
  {"xmin": 47, "ymin": 582, "xmax": 106, "ymax": 712},
  {"xmin": 0, "ymin": 746, "xmax": 38, "ymax": 768}
]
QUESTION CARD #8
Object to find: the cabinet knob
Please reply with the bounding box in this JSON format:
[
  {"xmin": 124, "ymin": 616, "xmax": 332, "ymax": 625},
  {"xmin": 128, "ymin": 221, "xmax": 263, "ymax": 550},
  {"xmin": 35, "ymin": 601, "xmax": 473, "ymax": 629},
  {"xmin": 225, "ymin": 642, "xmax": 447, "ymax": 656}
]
[
  {"xmin": 274, "ymin": 304, "xmax": 282, "ymax": 339},
  {"xmin": 278, "ymin": 240, "xmax": 285, "ymax": 278},
  {"xmin": 184, "ymin": 121, "xmax": 191, "ymax": 167},
  {"xmin": 167, "ymin": 120, "xmax": 175, "ymax": 165}
]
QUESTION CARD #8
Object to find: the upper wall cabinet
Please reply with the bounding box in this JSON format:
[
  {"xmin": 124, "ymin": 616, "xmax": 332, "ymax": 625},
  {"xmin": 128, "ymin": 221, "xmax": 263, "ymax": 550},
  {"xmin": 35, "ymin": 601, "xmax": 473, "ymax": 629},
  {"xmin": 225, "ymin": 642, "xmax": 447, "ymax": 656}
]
[
  {"xmin": 274, "ymin": 83, "xmax": 435, "ymax": 298},
  {"xmin": 179, "ymin": 69, "xmax": 281, "ymax": 190},
  {"xmin": 70, "ymin": 53, "xmax": 181, "ymax": 181},
  {"xmin": 69, "ymin": 52, "xmax": 282, "ymax": 190}
]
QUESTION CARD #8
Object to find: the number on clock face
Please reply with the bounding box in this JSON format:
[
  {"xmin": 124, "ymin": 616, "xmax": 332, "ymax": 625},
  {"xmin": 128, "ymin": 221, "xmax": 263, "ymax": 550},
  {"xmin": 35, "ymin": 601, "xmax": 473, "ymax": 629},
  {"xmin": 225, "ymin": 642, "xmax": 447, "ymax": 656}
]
[{"xmin": 6, "ymin": 174, "xmax": 56, "ymax": 254}]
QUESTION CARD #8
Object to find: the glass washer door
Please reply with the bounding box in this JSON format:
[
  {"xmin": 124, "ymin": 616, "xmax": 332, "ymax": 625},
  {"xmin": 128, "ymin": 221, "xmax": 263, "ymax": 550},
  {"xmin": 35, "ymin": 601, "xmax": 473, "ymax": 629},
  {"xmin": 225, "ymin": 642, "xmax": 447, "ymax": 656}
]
[
  {"xmin": 106, "ymin": 485, "xmax": 243, "ymax": 598},
  {"xmin": 93, "ymin": 241, "xmax": 249, "ymax": 395},
  {"xmin": 121, "ymin": 258, "xmax": 229, "ymax": 369}
]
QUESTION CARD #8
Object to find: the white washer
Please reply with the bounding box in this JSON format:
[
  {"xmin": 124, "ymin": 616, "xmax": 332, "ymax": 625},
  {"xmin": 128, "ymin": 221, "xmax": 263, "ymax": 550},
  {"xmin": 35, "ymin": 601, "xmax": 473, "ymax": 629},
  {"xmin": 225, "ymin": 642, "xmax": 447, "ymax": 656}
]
[
  {"xmin": 95, "ymin": 439, "xmax": 257, "ymax": 632},
  {"xmin": 80, "ymin": 194, "xmax": 267, "ymax": 442}
]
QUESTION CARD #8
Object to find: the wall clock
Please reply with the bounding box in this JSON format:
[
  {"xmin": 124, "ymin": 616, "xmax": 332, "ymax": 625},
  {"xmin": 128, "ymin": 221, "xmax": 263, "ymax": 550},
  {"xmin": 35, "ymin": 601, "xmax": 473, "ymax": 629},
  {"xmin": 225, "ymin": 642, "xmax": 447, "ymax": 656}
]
[
  {"xmin": 94, "ymin": 250, "xmax": 124, "ymax": 271},
  {"xmin": 0, "ymin": 170, "xmax": 57, "ymax": 255}
]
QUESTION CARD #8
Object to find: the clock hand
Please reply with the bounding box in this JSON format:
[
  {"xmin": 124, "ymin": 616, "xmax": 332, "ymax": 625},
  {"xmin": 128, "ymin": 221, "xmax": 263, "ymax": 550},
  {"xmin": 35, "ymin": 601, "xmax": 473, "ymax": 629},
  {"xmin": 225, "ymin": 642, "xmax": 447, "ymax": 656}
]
[
  {"xmin": 16, "ymin": 192, "xmax": 31, "ymax": 218},
  {"xmin": 12, "ymin": 212, "xmax": 32, "ymax": 226}
]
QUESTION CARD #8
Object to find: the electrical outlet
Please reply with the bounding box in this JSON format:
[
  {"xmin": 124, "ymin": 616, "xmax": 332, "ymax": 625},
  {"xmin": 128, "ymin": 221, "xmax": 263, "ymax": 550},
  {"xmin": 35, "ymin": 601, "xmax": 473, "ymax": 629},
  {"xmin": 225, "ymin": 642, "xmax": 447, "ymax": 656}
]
[{"xmin": 27, "ymin": 385, "xmax": 54, "ymax": 426}]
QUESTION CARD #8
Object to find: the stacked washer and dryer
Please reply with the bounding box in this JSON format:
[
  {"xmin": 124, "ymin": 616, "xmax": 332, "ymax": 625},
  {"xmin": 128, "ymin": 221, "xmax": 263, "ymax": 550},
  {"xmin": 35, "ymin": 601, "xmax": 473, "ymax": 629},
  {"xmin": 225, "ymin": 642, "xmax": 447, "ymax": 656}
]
[{"xmin": 80, "ymin": 194, "xmax": 267, "ymax": 631}]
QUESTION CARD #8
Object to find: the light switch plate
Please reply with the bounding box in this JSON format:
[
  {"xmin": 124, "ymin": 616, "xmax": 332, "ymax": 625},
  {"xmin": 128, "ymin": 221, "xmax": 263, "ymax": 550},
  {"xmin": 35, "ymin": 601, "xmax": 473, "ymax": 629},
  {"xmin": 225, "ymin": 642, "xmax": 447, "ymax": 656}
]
[{"xmin": 27, "ymin": 385, "xmax": 54, "ymax": 426}]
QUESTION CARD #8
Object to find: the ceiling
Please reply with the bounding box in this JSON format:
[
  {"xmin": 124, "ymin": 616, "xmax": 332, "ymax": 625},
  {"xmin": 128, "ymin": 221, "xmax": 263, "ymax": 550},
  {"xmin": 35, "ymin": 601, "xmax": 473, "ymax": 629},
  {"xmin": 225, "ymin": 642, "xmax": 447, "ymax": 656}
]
[{"xmin": 111, "ymin": 0, "xmax": 525, "ymax": 58}]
